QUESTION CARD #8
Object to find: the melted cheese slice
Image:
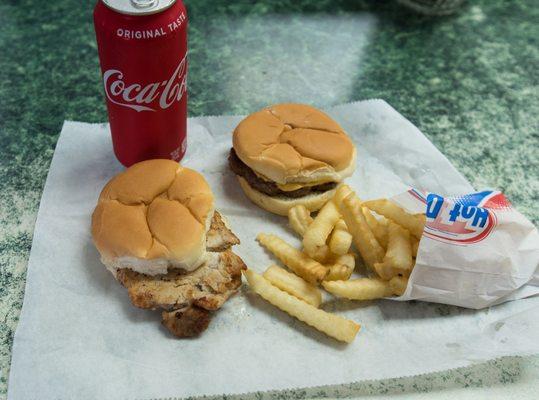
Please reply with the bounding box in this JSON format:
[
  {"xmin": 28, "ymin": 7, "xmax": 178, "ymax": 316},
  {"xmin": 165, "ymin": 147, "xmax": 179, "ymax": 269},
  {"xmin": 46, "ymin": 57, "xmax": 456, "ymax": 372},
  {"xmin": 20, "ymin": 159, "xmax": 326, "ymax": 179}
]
[
  {"xmin": 253, "ymin": 171, "xmax": 272, "ymax": 182},
  {"xmin": 252, "ymin": 170, "xmax": 335, "ymax": 192}
]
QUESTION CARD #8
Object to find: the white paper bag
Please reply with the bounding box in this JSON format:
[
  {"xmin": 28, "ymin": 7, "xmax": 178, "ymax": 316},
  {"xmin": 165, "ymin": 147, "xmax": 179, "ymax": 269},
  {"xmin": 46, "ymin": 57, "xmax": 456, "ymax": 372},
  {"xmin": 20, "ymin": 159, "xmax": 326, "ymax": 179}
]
[{"xmin": 388, "ymin": 189, "xmax": 539, "ymax": 308}]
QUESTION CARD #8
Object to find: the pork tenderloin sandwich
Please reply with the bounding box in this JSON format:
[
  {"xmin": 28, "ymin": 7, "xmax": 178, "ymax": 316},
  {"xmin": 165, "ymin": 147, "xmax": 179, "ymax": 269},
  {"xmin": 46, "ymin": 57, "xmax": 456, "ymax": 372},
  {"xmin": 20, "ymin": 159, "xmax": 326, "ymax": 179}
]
[{"xmin": 91, "ymin": 159, "xmax": 246, "ymax": 337}]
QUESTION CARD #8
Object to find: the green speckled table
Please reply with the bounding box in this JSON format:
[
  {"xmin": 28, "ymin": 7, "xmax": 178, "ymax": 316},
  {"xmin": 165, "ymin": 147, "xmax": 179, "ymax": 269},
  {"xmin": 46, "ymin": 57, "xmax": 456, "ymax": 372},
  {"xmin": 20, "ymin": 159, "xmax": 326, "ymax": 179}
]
[{"xmin": 1, "ymin": 0, "xmax": 538, "ymax": 398}]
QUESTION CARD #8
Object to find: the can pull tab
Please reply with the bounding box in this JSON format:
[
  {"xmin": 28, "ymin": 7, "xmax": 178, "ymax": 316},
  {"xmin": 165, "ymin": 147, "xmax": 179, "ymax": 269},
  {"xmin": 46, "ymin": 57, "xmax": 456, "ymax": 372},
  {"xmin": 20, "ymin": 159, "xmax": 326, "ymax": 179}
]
[{"xmin": 130, "ymin": 0, "xmax": 158, "ymax": 9}]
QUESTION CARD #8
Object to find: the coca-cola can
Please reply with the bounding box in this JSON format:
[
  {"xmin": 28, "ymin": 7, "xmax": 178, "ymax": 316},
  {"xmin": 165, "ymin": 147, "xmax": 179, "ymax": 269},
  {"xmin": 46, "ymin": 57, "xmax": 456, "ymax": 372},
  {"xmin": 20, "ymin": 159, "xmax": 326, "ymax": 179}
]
[{"xmin": 94, "ymin": 0, "xmax": 188, "ymax": 167}]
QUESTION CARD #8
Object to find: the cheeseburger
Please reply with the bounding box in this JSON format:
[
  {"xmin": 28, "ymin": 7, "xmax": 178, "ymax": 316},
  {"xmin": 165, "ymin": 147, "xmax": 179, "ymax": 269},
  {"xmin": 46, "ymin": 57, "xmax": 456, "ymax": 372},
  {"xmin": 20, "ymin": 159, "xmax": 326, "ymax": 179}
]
[
  {"xmin": 91, "ymin": 159, "xmax": 246, "ymax": 337},
  {"xmin": 229, "ymin": 103, "xmax": 356, "ymax": 216}
]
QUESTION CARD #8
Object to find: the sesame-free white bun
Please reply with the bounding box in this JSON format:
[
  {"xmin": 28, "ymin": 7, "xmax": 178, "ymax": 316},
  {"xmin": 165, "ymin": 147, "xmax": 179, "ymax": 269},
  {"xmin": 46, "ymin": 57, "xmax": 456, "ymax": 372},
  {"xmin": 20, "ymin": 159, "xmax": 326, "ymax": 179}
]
[
  {"xmin": 233, "ymin": 103, "xmax": 356, "ymax": 184},
  {"xmin": 237, "ymin": 176, "xmax": 337, "ymax": 216},
  {"xmin": 91, "ymin": 159, "xmax": 215, "ymax": 276}
]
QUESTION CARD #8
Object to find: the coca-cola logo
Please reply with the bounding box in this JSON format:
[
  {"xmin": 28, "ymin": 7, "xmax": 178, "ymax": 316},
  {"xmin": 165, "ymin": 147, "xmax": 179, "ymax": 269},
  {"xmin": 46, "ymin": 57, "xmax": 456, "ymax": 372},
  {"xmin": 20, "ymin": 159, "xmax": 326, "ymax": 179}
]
[{"xmin": 103, "ymin": 55, "xmax": 187, "ymax": 112}]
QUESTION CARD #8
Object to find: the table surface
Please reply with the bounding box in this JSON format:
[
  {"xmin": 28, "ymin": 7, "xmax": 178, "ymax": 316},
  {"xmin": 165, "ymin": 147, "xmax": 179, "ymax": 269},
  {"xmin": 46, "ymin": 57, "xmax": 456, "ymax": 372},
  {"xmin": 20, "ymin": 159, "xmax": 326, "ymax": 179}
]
[{"xmin": 0, "ymin": 0, "xmax": 538, "ymax": 398}]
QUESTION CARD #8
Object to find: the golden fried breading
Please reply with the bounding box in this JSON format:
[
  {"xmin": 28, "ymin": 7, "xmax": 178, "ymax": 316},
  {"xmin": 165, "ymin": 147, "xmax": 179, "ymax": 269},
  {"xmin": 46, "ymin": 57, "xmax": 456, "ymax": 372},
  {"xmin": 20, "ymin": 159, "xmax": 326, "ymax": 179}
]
[
  {"xmin": 206, "ymin": 211, "xmax": 240, "ymax": 251},
  {"xmin": 161, "ymin": 306, "xmax": 212, "ymax": 338},
  {"xmin": 117, "ymin": 250, "xmax": 245, "ymax": 311}
]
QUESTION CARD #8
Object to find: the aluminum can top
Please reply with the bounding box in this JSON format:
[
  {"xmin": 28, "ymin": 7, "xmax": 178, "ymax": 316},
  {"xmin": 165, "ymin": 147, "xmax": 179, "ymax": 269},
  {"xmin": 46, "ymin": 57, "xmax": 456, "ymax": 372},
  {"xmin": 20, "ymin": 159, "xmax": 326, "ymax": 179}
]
[{"xmin": 101, "ymin": 0, "xmax": 176, "ymax": 16}]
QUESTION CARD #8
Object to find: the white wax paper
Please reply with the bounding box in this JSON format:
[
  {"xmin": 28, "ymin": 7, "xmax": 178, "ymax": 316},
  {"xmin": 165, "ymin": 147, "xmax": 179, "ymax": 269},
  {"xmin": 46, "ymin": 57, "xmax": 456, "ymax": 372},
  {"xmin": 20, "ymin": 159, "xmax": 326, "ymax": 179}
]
[{"xmin": 8, "ymin": 100, "xmax": 539, "ymax": 400}]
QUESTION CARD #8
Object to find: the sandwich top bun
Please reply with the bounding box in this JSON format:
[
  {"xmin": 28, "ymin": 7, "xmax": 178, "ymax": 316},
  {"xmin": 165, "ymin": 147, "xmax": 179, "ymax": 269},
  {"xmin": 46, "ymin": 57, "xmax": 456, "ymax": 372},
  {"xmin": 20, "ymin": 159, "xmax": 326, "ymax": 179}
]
[
  {"xmin": 233, "ymin": 103, "xmax": 356, "ymax": 184},
  {"xmin": 92, "ymin": 159, "xmax": 215, "ymax": 276}
]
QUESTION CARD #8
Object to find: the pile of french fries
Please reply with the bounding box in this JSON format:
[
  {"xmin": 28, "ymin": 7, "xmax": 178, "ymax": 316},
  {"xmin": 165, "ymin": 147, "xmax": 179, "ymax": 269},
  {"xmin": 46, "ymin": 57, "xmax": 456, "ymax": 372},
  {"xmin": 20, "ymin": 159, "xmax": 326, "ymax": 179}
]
[{"xmin": 243, "ymin": 184, "xmax": 426, "ymax": 343}]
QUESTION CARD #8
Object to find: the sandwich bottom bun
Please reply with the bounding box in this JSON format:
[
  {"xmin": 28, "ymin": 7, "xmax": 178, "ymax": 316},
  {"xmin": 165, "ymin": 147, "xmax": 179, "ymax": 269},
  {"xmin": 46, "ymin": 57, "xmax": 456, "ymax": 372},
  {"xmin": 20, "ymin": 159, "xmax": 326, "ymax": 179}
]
[{"xmin": 237, "ymin": 176, "xmax": 337, "ymax": 216}]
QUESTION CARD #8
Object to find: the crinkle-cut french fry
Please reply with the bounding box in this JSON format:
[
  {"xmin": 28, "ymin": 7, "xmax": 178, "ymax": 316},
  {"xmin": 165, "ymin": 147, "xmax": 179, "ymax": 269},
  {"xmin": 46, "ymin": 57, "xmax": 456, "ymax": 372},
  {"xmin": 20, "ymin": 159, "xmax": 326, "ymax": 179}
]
[
  {"xmin": 322, "ymin": 278, "xmax": 393, "ymax": 300},
  {"xmin": 257, "ymin": 233, "xmax": 328, "ymax": 284},
  {"xmin": 244, "ymin": 269, "xmax": 360, "ymax": 343},
  {"xmin": 310, "ymin": 244, "xmax": 331, "ymax": 263},
  {"xmin": 326, "ymin": 264, "xmax": 353, "ymax": 281},
  {"xmin": 384, "ymin": 222, "xmax": 413, "ymax": 271},
  {"xmin": 288, "ymin": 205, "xmax": 313, "ymax": 237},
  {"xmin": 303, "ymin": 201, "xmax": 341, "ymax": 257},
  {"xmin": 325, "ymin": 253, "xmax": 355, "ymax": 281},
  {"xmin": 328, "ymin": 228, "xmax": 353, "ymax": 256},
  {"xmin": 411, "ymin": 237, "xmax": 419, "ymax": 258},
  {"xmin": 263, "ymin": 265, "xmax": 322, "ymax": 307},
  {"xmin": 333, "ymin": 253, "xmax": 355, "ymax": 269},
  {"xmin": 362, "ymin": 206, "xmax": 378, "ymax": 229},
  {"xmin": 334, "ymin": 219, "xmax": 348, "ymax": 232},
  {"xmin": 339, "ymin": 194, "xmax": 384, "ymax": 268},
  {"xmin": 373, "ymin": 262, "xmax": 413, "ymax": 280},
  {"xmin": 362, "ymin": 207, "xmax": 389, "ymax": 249},
  {"xmin": 372, "ymin": 223, "xmax": 414, "ymax": 280},
  {"xmin": 363, "ymin": 199, "xmax": 426, "ymax": 239},
  {"xmin": 389, "ymin": 276, "xmax": 409, "ymax": 296},
  {"xmin": 333, "ymin": 185, "xmax": 353, "ymax": 208},
  {"xmin": 373, "ymin": 262, "xmax": 399, "ymax": 280}
]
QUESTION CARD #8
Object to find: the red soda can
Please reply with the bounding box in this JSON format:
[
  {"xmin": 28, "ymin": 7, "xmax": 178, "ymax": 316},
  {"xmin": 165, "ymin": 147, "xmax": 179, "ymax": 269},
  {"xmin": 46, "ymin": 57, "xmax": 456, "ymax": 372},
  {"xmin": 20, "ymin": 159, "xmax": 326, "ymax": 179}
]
[{"xmin": 93, "ymin": 0, "xmax": 188, "ymax": 167}]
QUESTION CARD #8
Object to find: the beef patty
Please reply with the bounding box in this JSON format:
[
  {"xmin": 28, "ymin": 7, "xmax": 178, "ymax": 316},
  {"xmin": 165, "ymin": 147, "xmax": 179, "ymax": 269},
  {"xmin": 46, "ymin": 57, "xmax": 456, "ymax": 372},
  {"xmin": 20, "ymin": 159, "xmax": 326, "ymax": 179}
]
[{"xmin": 228, "ymin": 148, "xmax": 337, "ymax": 198}]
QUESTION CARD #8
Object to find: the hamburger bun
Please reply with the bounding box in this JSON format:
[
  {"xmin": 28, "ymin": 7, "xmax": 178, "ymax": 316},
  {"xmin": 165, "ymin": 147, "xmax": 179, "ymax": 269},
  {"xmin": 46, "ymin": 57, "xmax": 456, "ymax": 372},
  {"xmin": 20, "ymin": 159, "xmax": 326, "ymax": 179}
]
[
  {"xmin": 91, "ymin": 159, "xmax": 215, "ymax": 276},
  {"xmin": 233, "ymin": 103, "xmax": 356, "ymax": 184}
]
